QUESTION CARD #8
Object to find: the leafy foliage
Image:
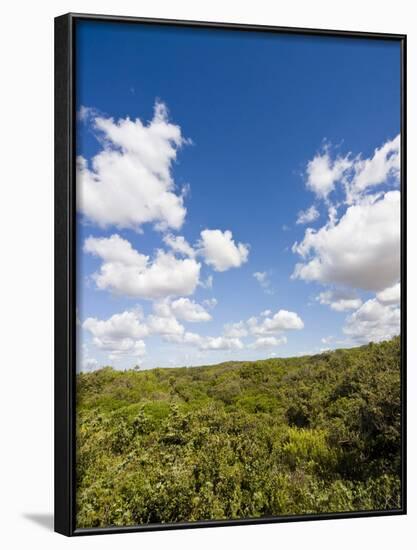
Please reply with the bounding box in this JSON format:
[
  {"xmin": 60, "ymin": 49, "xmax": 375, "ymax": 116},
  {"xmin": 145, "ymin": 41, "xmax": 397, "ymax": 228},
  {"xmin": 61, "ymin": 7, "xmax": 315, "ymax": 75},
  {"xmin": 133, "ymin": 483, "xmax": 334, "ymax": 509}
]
[{"xmin": 76, "ymin": 337, "xmax": 401, "ymax": 528}]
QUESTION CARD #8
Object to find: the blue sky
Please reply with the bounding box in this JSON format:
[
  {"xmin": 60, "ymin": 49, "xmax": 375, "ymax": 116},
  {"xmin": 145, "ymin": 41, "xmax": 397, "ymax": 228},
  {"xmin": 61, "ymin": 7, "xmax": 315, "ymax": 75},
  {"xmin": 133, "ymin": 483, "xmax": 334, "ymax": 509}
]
[{"xmin": 76, "ymin": 20, "xmax": 401, "ymax": 370}]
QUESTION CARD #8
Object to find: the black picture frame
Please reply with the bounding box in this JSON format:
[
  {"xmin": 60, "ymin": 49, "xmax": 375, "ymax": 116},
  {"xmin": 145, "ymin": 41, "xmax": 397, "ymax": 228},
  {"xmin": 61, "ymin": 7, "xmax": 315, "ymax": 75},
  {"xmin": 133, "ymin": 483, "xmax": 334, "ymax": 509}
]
[{"xmin": 54, "ymin": 12, "xmax": 407, "ymax": 537}]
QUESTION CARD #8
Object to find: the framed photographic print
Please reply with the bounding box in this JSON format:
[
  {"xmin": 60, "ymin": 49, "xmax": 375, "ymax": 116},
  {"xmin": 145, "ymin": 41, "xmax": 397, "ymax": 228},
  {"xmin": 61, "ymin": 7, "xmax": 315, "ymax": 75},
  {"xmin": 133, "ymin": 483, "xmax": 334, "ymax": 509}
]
[{"xmin": 55, "ymin": 13, "xmax": 406, "ymax": 536}]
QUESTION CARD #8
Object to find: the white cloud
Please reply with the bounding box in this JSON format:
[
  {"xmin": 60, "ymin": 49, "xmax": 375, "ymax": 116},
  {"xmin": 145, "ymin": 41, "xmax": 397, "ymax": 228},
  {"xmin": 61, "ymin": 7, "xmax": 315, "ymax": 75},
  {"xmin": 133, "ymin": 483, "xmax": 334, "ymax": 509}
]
[
  {"xmin": 343, "ymin": 298, "xmax": 400, "ymax": 343},
  {"xmin": 182, "ymin": 332, "xmax": 203, "ymax": 346},
  {"xmin": 198, "ymin": 229, "xmax": 249, "ymax": 272},
  {"xmin": 305, "ymin": 135, "xmax": 400, "ymax": 206},
  {"xmin": 81, "ymin": 302, "xmax": 303, "ymax": 363},
  {"xmin": 83, "ymin": 311, "xmax": 147, "ymax": 359},
  {"xmin": 77, "ymin": 102, "xmax": 188, "ymax": 231},
  {"xmin": 150, "ymin": 297, "xmax": 211, "ymax": 325},
  {"xmin": 77, "ymin": 105, "xmax": 97, "ymax": 122},
  {"xmin": 292, "ymin": 191, "xmax": 400, "ymax": 291},
  {"xmin": 296, "ymin": 205, "xmax": 320, "ymax": 225},
  {"xmin": 170, "ymin": 297, "xmax": 212, "ymax": 322},
  {"xmin": 163, "ymin": 234, "xmax": 195, "ymax": 257},
  {"xmin": 100, "ymin": 339, "xmax": 146, "ymax": 357},
  {"xmin": 171, "ymin": 331, "xmax": 244, "ymax": 351},
  {"xmin": 224, "ymin": 321, "xmax": 248, "ymax": 338},
  {"xmin": 151, "ymin": 299, "xmax": 172, "ymax": 318},
  {"xmin": 306, "ymin": 151, "xmax": 351, "ymax": 199},
  {"xmin": 376, "ymin": 282, "xmax": 400, "ymax": 305},
  {"xmin": 146, "ymin": 298, "xmax": 211, "ymax": 345},
  {"xmin": 83, "ymin": 310, "xmax": 149, "ymax": 340},
  {"xmin": 84, "ymin": 234, "xmax": 201, "ymax": 299},
  {"xmin": 147, "ymin": 314, "xmax": 185, "ymax": 339},
  {"xmin": 249, "ymin": 336, "xmax": 287, "ymax": 349},
  {"xmin": 249, "ymin": 309, "xmax": 304, "ymax": 335},
  {"xmin": 317, "ymin": 289, "xmax": 362, "ymax": 312},
  {"xmin": 253, "ymin": 271, "xmax": 273, "ymax": 293},
  {"xmin": 83, "ymin": 302, "xmax": 205, "ymax": 351},
  {"xmin": 84, "ymin": 233, "xmax": 147, "ymax": 267},
  {"xmin": 198, "ymin": 336, "xmax": 244, "ymax": 351},
  {"xmin": 295, "ymin": 135, "xmax": 402, "ymax": 348},
  {"xmin": 146, "ymin": 299, "xmax": 186, "ymax": 341},
  {"xmin": 353, "ymin": 135, "xmax": 400, "ymax": 193}
]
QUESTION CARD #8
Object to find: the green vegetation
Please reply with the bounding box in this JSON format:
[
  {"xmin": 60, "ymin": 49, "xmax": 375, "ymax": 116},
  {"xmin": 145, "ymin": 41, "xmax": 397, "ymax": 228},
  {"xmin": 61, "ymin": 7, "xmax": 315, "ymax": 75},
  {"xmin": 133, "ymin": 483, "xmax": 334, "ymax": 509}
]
[{"xmin": 76, "ymin": 337, "xmax": 401, "ymax": 528}]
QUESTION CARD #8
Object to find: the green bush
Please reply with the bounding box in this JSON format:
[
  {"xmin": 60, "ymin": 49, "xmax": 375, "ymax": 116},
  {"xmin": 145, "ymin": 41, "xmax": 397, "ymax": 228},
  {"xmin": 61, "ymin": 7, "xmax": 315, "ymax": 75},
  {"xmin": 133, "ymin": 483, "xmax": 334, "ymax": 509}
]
[{"xmin": 76, "ymin": 337, "xmax": 402, "ymax": 528}]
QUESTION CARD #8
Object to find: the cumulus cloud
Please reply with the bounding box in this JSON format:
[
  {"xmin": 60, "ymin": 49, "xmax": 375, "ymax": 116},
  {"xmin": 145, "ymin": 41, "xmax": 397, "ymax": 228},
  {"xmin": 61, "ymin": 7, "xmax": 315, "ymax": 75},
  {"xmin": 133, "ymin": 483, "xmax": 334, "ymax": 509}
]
[
  {"xmin": 179, "ymin": 307, "xmax": 303, "ymax": 351},
  {"xmin": 249, "ymin": 336, "xmax": 287, "ymax": 349},
  {"xmin": 296, "ymin": 205, "xmax": 320, "ymax": 225},
  {"xmin": 163, "ymin": 234, "xmax": 195, "ymax": 257},
  {"xmin": 224, "ymin": 321, "xmax": 249, "ymax": 338},
  {"xmin": 84, "ymin": 233, "xmax": 146, "ymax": 266},
  {"xmin": 343, "ymin": 298, "xmax": 400, "ymax": 343},
  {"xmin": 150, "ymin": 297, "xmax": 211, "ymax": 324},
  {"xmin": 296, "ymin": 137, "xmax": 401, "ymax": 293},
  {"xmin": 146, "ymin": 297, "xmax": 212, "ymax": 344},
  {"xmin": 292, "ymin": 191, "xmax": 400, "ymax": 291},
  {"xmin": 82, "ymin": 304, "xmax": 186, "ymax": 350},
  {"xmin": 209, "ymin": 309, "xmax": 299, "ymax": 350},
  {"xmin": 147, "ymin": 314, "xmax": 185, "ymax": 339},
  {"xmin": 198, "ymin": 229, "xmax": 249, "ymax": 272},
  {"xmin": 84, "ymin": 234, "xmax": 201, "ymax": 299},
  {"xmin": 107, "ymin": 340, "xmax": 146, "ymax": 358},
  {"xmin": 77, "ymin": 102, "xmax": 188, "ymax": 231},
  {"xmin": 167, "ymin": 330, "xmax": 244, "ymax": 351},
  {"xmin": 317, "ymin": 289, "xmax": 362, "ymax": 312},
  {"xmin": 197, "ymin": 336, "xmax": 244, "ymax": 351},
  {"xmin": 376, "ymin": 282, "xmax": 400, "ymax": 305},
  {"xmin": 83, "ymin": 311, "xmax": 147, "ymax": 359},
  {"xmin": 353, "ymin": 135, "xmax": 400, "ymax": 193},
  {"xmin": 294, "ymin": 135, "xmax": 402, "ymax": 348},
  {"xmin": 306, "ymin": 151, "xmax": 351, "ymax": 199},
  {"xmin": 81, "ymin": 301, "xmax": 304, "ymax": 363},
  {"xmin": 83, "ymin": 310, "xmax": 149, "ymax": 340},
  {"xmin": 249, "ymin": 309, "xmax": 304, "ymax": 335},
  {"xmin": 170, "ymin": 297, "xmax": 212, "ymax": 322}
]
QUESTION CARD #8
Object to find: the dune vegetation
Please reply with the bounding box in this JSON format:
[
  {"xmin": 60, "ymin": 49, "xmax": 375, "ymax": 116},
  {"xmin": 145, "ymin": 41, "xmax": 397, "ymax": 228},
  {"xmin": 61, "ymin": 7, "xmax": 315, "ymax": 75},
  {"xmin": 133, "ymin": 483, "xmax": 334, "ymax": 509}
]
[{"xmin": 76, "ymin": 337, "xmax": 401, "ymax": 528}]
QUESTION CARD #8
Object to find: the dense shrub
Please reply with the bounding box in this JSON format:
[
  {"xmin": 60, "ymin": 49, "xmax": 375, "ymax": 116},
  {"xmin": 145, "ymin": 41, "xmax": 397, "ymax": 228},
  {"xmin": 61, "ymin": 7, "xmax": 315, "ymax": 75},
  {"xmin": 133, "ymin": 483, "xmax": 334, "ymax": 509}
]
[{"xmin": 76, "ymin": 337, "xmax": 402, "ymax": 528}]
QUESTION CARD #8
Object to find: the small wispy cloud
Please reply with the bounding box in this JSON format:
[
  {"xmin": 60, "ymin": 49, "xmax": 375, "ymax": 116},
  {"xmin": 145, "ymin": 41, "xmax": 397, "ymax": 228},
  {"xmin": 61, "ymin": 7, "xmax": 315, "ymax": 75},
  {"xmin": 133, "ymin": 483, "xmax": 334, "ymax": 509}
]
[
  {"xmin": 253, "ymin": 271, "xmax": 274, "ymax": 294},
  {"xmin": 296, "ymin": 205, "xmax": 319, "ymax": 225}
]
